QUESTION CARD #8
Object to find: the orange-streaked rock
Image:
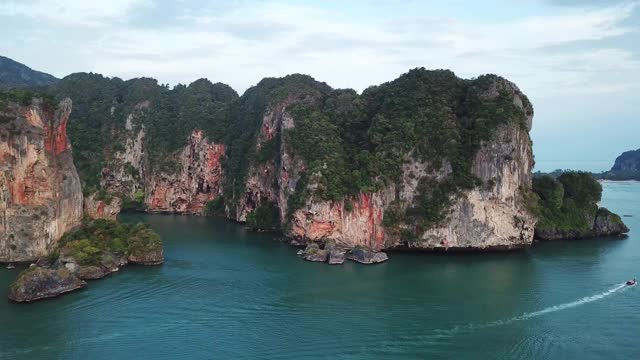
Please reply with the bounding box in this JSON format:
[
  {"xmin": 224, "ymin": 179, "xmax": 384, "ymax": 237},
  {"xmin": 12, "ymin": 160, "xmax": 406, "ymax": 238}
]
[{"xmin": 0, "ymin": 98, "xmax": 83, "ymax": 262}]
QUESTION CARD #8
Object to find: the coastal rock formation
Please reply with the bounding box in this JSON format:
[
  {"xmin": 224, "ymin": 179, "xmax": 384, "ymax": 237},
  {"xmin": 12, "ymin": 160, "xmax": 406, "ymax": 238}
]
[
  {"xmin": 283, "ymin": 77, "xmax": 535, "ymax": 251},
  {"xmin": 0, "ymin": 97, "xmax": 83, "ymax": 262},
  {"xmin": 533, "ymin": 172, "xmax": 629, "ymax": 240},
  {"xmin": 99, "ymin": 105, "xmax": 226, "ymax": 214},
  {"xmin": 84, "ymin": 193, "xmax": 122, "ymax": 220},
  {"xmin": 146, "ymin": 130, "xmax": 225, "ymax": 214},
  {"xmin": 8, "ymin": 219, "xmax": 164, "ymax": 302},
  {"xmin": 54, "ymin": 69, "xmax": 537, "ymax": 253},
  {"xmin": 347, "ymin": 247, "xmax": 389, "ymax": 264},
  {"xmin": 599, "ymin": 148, "xmax": 640, "ymax": 181},
  {"xmin": 8, "ymin": 266, "xmax": 86, "ymax": 303},
  {"xmin": 593, "ymin": 208, "xmax": 630, "ymax": 235}
]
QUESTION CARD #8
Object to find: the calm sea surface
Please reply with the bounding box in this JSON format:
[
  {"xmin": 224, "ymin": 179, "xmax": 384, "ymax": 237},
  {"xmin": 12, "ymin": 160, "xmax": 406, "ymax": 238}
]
[{"xmin": 1, "ymin": 181, "xmax": 639, "ymax": 359}]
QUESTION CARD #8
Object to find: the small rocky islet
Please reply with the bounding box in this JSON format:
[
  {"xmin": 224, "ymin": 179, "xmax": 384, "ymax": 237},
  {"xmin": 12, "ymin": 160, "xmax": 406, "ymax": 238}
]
[
  {"xmin": 0, "ymin": 58, "xmax": 631, "ymax": 303},
  {"xmin": 8, "ymin": 219, "xmax": 163, "ymax": 303},
  {"xmin": 296, "ymin": 241, "xmax": 388, "ymax": 265}
]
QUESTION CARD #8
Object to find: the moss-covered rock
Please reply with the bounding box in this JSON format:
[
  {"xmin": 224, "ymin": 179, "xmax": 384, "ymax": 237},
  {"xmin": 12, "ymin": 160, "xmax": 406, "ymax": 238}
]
[{"xmin": 8, "ymin": 267, "xmax": 86, "ymax": 303}]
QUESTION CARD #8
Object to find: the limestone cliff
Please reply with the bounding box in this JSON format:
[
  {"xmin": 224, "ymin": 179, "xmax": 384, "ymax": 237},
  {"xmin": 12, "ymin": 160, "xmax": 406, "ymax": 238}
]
[
  {"xmin": 58, "ymin": 69, "xmax": 537, "ymax": 252},
  {"xmin": 94, "ymin": 103, "xmax": 226, "ymax": 215},
  {"xmin": 235, "ymin": 73, "xmax": 536, "ymax": 251},
  {"xmin": 236, "ymin": 101, "xmax": 303, "ymax": 222},
  {"xmin": 599, "ymin": 148, "xmax": 640, "ymax": 181},
  {"xmin": 288, "ymin": 123, "xmax": 534, "ymax": 251},
  {"xmin": 0, "ymin": 97, "xmax": 83, "ymax": 262}
]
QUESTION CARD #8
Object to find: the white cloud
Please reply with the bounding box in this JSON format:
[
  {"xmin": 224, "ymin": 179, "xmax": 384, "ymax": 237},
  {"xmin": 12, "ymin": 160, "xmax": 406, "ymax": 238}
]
[
  {"xmin": 1, "ymin": 0, "xmax": 638, "ymax": 98},
  {"xmin": 75, "ymin": 1, "xmax": 639, "ymax": 98},
  {"xmin": 0, "ymin": 0, "xmax": 153, "ymax": 27}
]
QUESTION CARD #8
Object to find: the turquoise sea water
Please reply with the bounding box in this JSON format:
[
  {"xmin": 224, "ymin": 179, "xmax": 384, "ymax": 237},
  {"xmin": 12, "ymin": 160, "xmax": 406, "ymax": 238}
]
[{"xmin": 1, "ymin": 181, "xmax": 639, "ymax": 359}]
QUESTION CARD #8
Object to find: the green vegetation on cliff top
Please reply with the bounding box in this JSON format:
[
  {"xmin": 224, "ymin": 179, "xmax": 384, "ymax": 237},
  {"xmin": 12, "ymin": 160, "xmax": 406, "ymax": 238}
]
[
  {"xmin": 44, "ymin": 69, "xmax": 531, "ymax": 233},
  {"xmin": 53, "ymin": 73, "xmax": 238, "ymax": 190}
]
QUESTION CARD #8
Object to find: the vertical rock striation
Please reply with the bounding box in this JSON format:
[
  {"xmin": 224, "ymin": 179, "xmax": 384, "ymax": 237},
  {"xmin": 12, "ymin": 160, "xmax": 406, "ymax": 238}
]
[
  {"xmin": 147, "ymin": 129, "xmax": 225, "ymax": 213},
  {"xmin": 0, "ymin": 98, "xmax": 82, "ymax": 262},
  {"xmin": 94, "ymin": 102, "xmax": 226, "ymax": 216}
]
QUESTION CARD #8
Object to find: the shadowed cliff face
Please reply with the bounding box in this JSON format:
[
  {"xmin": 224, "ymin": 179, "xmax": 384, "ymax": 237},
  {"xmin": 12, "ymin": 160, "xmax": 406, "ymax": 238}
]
[{"xmin": 0, "ymin": 98, "xmax": 83, "ymax": 262}]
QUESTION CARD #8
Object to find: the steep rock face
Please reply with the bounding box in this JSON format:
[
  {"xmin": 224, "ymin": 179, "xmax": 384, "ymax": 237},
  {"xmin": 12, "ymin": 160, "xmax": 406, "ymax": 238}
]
[
  {"xmin": 147, "ymin": 130, "xmax": 225, "ymax": 213},
  {"xmin": 0, "ymin": 98, "xmax": 83, "ymax": 262},
  {"xmin": 102, "ymin": 105, "xmax": 148, "ymax": 199},
  {"xmin": 413, "ymin": 124, "xmax": 534, "ymax": 250},
  {"xmin": 611, "ymin": 149, "xmax": 640, "ymax": 173},
  {"xmin": 236, "ymin": 103, "xmax": 304, "ymax": 222},
  {"xmin": 290, "ymin": 192, "xmax": 389, "ymax": 249},
  {"xmin": 601, "ymin": 148, "xmax": 640, "ymax": 180},
  {"xmin": 99, "ymin": 103, "xmax": 226, "ymax": 215},
  {"xmin": 288, "ymin": 82, "xmax": 535, "ymax": 251}
]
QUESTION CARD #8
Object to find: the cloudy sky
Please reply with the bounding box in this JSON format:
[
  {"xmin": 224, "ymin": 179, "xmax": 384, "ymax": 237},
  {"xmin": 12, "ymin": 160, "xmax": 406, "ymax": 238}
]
[{"xmin": 1, "ymin": 0, "xmax": 638, "ymax": 171}]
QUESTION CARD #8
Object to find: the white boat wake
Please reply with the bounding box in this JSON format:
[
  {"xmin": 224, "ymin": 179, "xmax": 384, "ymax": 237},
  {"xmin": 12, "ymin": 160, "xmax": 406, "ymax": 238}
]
[{"xmin": 430, "ymin": 283, "xmax": 630, "ymax": 339}]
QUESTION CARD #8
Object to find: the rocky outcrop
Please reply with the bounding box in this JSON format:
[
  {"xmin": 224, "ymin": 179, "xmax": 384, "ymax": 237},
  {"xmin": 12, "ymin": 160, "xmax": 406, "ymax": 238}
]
[
  {"xmin": 8, "ymin": 266, "xmax": 86, "ymax": 303},
  {"xmin": 100, "ymin": 106, "xmax": 226, "ymax": 215},
  {"xmin": 411, "ymin": 124, "xmax": 534, "ymax": 251},
  {"xmin": 594, "ymin": 208, "xmax": 629, "ymax": 235},
  {"xmin": 236, "ymin": 103, "xmax": 303, "ymax": 222},
  {"xmin": 599, "ymin": 148, "xmax": 640, "ymax": 181},
  {"xmin": 347, "ymin": 247, "xmax": 389, "ymax": 264},
  {"xmin": 147, "ymin": 130, "xmax": 225, "ymax": 214},
  {"xmin": 84, "ymin": 193, "xmax": 122, "ymax": 220},
  {"xmin": 535, "ymin": 207, "xmax": 629, "ymax": 240},
  {"xmin": 51, "ymin": 69, "xmax": 538, "ymax": 256},
  {"xmin": 0, "ymin": 98, "xmax": 83, "ymax": 262},
  {"xmin": 287, "ymin": 81, "xmax": 535, "ymax": 251},
  {"xmin": 290, "ymin": 192, "xmax": 388, "ymax": 249},
  {"xmin": 301, "ymin": 243, "xmax": 329, "ymax": 262},
  {"xmin": 127, "ymin": 248, "xmax": 164, "ymax": 265},
  {"xmin": 611, "ymin": 149, "xmax": 640, "ymax": 173}
]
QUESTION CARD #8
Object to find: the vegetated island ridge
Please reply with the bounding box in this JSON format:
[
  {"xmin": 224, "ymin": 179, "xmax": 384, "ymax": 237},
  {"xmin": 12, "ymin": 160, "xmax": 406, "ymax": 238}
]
[{"xmin": 0, "ymin": 54, "xmax": 629, "ymax": 301}]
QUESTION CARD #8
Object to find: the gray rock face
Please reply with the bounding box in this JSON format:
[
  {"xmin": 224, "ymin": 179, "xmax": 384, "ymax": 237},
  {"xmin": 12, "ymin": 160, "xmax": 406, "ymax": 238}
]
[
  {"xmin": 328, "ymin": 249, "xmax": 346, "ymax": 265},
  {"xmin": 594, "ymin": 208, "xmax": 629, "ymax": 235},
  {"xmin": 347, "ymin": 248, "xmax": 389, "ymax": 264},
  {"xmin": 77, "ymin": 265, "xmax": 109, "ymax": 280},
  {"xmin": 287, "ymin": 79, "xmax": 535, "ymax": 252},
  {"xmin": 8, "ymin": 267, "xmax": 86, "ymax": 303},
  {"xmin": 301, "ymin": 244, "xmax": 329, "ymax": 262},
  {"xmin": 611, "ymin": 149, "xmax": 640, "ymax": 173}
]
